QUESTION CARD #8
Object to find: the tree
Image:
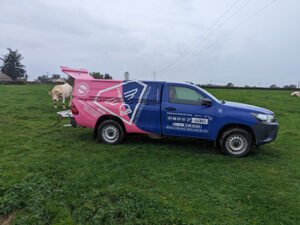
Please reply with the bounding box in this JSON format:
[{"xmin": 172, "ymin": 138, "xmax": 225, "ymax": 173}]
[
  {"xmin": 66, "ymin": 77, "xmax": 74, "ymax": 85},
  {"xmin": 226, "ymin": 82, "xmax": 234, "ymax": 87},
  {"xmin": 0, "ymin": 48, "xmax": 26, "ymax": 80},
  {"xmin": 270, "ymin": 84, "xmax": 277, "ymax": 88},
  {"xmin": 104, "ymin": 73, "xmax": 112, "ymax": 79},
  {"xmin": 290, "ymin": 84, "xmax": 297, "ymax": 89},
  {"xmin": 283, "ymin": 84, "xmax": 297, "ymax": 89},
  {"xmin": 90, "ymin": 72, "xmax": 103, "ymax": 79},
  {"xmin": 51, "ymin": 74, "xmax": 60, "ymax": 79},
  {"xmin": 37, "ymin": 75, "xmax": 50, "ymax": 83},
  {"xmin": 90, "ymin": 72, "xmax": 113, "ymax": 79}
]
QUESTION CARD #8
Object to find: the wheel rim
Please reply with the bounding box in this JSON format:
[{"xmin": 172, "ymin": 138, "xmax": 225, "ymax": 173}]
[
  {"xmin": 225, "ymin": 134, "xmax": 248, "ymax": 155},
  {"xmin": 102, "ymin": 125, "xmax": 119, "ymax": 143}
]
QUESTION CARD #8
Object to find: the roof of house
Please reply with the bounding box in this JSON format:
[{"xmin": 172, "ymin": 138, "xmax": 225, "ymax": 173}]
[
  {"xmin": 55, "ymin": 78, "xmax": 66, "ymax": 83},
  {"xmin": 0, "ymin": 72, "xmax": 12, "ymax": 81}
]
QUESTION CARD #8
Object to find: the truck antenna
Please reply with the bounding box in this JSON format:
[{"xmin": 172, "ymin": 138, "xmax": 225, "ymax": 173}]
[{"xmin": 185, "ymin": 81, "xmax": 194, "ymax": 85}]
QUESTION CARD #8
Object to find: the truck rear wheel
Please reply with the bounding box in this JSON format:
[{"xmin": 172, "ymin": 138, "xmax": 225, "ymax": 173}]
[
  {"xmin": 98, "ymin": 120, "xmax": 124, "ymax": 145},
  {"xmin": 220, "ymin": 128, "xmax": 253, "ymax": 157}
]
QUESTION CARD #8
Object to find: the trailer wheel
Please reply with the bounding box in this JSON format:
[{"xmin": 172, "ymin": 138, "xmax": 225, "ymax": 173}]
[
  {"xmin": 220, "ymin": 128, "xmax": 253, "ymax": 157},
  {"xmin": 98, "ymin": 120, "xmax": 124, "ymax": 145}
]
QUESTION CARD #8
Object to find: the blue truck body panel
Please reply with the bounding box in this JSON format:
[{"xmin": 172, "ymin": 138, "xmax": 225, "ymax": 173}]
[{"xmin": 121, "ymin": 81, "xmax": 278, "ymax": 145}]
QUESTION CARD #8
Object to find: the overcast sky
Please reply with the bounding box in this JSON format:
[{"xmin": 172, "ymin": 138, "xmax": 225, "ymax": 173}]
[{"xmin": 0, "ymin": 0, "xmax": 299, "ymax": 86}]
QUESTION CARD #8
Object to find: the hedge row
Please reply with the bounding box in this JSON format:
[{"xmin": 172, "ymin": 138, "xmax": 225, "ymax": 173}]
[{"xmin": 0, "ymin": 82, "xmax": 299, "ymax": 91}]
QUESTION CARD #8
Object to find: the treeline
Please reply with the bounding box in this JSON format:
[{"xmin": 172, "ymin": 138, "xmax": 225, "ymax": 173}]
[
  {"xmin": 1, "ymin": 48, "xmax": 298, "ymax": 89},
  {"xmin": 198, "ymin": 82, "xmax": 299, "ymax": 90},
  {"xmin": 198, "ymin": 84, "xmax": 299, "ymax": 90},
  {"xmin": 35, "ymin": 72, "xmax": 113, "ymax": 84},
  {"xmin": 0, "ymin": 48, "xmax": 114, "ymax": 83}
]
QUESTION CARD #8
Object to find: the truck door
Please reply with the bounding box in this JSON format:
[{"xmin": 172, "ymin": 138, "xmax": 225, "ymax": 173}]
[
  {"xmin": 161, "ymin": 83, "xmax": 215, "ymax": 139},
  {"xmin": 122, "ymin": 81, "xmax": 162, "ymax": 134}
]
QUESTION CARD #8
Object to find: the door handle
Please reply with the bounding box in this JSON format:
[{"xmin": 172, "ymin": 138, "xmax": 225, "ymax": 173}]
[{"xmin": 165, "ymin": 107, "xmax": 176, "ymax": 111}]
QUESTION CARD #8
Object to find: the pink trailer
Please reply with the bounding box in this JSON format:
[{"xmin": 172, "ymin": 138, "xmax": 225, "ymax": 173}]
[{"xmin": 61, "ymin": 66, "xmax": 153, "ymax": 144}]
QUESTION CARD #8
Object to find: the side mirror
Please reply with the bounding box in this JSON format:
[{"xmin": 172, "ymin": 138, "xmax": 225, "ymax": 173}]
[{"xmin": 202, "ymin": 98, "xmax": 213, "ymax": 107}]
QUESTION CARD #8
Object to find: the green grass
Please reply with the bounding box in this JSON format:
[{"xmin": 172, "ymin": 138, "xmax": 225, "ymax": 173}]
[{"xmin": 0, "ymin": 85, "xmax": 299, "ymax": 225}]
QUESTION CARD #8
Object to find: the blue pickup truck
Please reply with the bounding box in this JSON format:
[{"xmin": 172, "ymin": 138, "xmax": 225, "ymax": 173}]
[{"xmin": 62, "ymin": 67, "xmax": 279, "ymax": 158}]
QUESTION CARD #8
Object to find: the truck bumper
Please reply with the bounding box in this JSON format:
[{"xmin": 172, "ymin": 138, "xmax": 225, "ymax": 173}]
[{"xmin": 251, "ymin": 122, "xmax": 279, "ymax": 145}]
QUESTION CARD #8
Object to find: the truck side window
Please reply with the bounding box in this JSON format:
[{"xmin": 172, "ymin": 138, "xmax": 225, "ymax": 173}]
[{"xmin": 169, "ymin": 86, "xmax": 204, "ymax": 105}]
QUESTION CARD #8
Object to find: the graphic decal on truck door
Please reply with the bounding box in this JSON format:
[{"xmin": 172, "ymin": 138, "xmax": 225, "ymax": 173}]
[
  {"xmin": 93, "ymin": 81, "xmax": 147, "ymax": 125},
  {"xmin": 166, "ymin": 112, "xmax": 212, "ymax": 133}
]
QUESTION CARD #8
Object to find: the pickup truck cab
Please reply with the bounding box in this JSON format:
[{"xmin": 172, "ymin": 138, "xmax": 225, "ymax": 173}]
[{"xmin": 61, "ymin": 66, "xmax": 279, "ymax": 157}]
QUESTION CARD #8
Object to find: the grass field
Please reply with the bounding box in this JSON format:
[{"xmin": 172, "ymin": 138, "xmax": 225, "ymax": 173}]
[{"xmin": 0, "ymin": 84, "xmax": 299, "ymax": 225}]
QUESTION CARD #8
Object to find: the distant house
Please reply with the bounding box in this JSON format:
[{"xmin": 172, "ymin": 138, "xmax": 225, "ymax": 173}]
[
  {"xmin": 0, "ymin": 72, "xmax": 12, "ymax": 81},
  {"xmin": 51, "ymin": 78, "xmax": 66, "ymax": 83},
  {"xmin": 55, "ymin": 78, "xmax": 66, "ymax": 83}
]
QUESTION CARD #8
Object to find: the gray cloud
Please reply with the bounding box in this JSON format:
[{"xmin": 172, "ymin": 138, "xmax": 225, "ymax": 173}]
[{"xmin": 0, "ymin": 0, "xmax": 299, "ymax": 86}]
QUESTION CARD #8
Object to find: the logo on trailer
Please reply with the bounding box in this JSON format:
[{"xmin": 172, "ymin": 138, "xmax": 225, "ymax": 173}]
[
  {"xmin": 76, "ymin": 82, "xmax": 89, "ymax": 96},
  {"xmin": 119, "ymin": 104, "xmax": 132, "ymax": 116}
]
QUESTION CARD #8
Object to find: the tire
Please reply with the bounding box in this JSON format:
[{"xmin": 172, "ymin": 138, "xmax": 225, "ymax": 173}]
[
  {"xmin": 97, "ymin": 120, "xmax": 124, "ymax": 145},
  {"xmin": 219, "ymin": 128, "xmax": 253, "ymax": 157}
]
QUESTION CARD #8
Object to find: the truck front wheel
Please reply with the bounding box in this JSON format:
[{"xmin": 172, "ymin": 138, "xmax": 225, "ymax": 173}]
[
  {"xmin": 98, "ymin": 120, "xmax": 124, "ymax": 145},
  {"xmin": 220, "ymin": 128, "xmax": 253, "ymax": 157}
]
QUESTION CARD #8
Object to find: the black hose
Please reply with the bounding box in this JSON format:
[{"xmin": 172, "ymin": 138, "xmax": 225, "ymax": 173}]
[{"xmin": 40, "ymin": 119, "xmax": 62, "ymax": 130}]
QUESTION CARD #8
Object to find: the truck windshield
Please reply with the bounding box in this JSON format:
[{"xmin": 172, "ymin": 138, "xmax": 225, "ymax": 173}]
[{"xmin": 193, "ymin": 85, "xmax": 220, "ymax": 103}]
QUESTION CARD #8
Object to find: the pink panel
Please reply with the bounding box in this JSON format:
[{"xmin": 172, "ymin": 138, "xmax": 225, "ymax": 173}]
[{"xmin": 62, "ymin": 66, "xmax": 152, "ymax": 134}]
